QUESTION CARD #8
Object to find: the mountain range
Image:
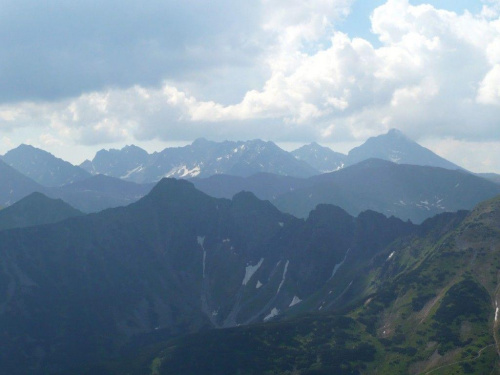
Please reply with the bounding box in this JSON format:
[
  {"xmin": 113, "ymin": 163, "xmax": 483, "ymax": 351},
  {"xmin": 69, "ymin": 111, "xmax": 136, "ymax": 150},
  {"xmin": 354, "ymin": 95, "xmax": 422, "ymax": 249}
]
[
  {"xmin": 0, "ymin": 168, "xmax": 498, "ymax": 373},
  {"xmin": 192, "ymin": 160, "xmax": 500, "ymax": 223},
  {"xmin": 0, "ymin": 178, "xmax": 418, "ymax": 374},
  {"xmin": 76, "ymin": 129, "xmax": 466, "ymax": 183},
  {"xmin": 292, "ymin": 129, "xmax": 461, "ymax": 173},
  {"xmin": 2, "ymin": 130, "xmax": 499, "ymax": 225},
  {"xmin": 62, "ymin": 186, "xmax": 500, "ymax": 375},
  {"xmin": 0, "ymin": 159, "xmax": 152, "ymax": 213},
  {"xmin": 80, "ymin": 138, "xmax": 318, "ymax": 182}
]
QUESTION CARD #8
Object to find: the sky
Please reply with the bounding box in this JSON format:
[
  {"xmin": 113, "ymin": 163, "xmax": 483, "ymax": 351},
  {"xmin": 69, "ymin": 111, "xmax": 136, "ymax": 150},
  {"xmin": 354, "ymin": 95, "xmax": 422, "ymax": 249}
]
[{"xmin": 1, "ymin": 0, "xmax": 500, "ymax": 173}]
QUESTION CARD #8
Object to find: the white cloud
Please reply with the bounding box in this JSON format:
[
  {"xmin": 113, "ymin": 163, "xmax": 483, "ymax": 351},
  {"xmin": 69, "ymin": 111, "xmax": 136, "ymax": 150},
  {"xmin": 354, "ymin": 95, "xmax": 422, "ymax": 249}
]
[
  {"xmin": 1, "ymin": 0, "xmax": 500, "ymax": 172},
  {"xmin": 422, "ymin": 138, "xmax": 500, "ymax": 173},
  {"xmin": 477, "ymin": 64, "xmax": 500, "ymax": 104}
]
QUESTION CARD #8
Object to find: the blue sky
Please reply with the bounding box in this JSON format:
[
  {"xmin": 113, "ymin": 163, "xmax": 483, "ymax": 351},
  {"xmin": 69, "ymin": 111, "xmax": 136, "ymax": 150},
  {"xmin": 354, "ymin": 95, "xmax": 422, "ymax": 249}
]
[
  {"xmin": 1, "ymin": 0, "xmax": 500, "ymax": 173},
  {"xmin": 340, "ymin": 0, "xmax": 484, "ymax": 45}
]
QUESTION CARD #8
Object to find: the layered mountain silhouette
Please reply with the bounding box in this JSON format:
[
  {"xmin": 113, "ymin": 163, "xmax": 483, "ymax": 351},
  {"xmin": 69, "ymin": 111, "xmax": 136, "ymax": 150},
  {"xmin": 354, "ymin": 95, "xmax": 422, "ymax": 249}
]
[
  {"xmin": 274, "ymin": 159, "xmax": 500, "ymax": 223},
  {"xmin": 0, "ymin": 163, "xmax": 152, "ymax": 214},
  {"xmin": 80, "ymin": 129, "xmax": 465, "ymax": 184},
  {"xmin": 1, "ymin": 130, "xmax": 475, "ymax": 192},
  {"xmin": 2, "ymin": 135, "xmax": 499, "ymax": 224},
  {"xmin": 193, "ymin": 160, "xmax": 500, "ymax": 223},
  {"xmin": 45, "ymin": 174, "xmax": 153, "ymax": 213}
]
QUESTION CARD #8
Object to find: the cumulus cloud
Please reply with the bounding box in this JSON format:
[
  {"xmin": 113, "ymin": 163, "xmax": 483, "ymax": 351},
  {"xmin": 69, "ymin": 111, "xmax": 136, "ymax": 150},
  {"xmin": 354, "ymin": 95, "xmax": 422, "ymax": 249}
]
[{"xmin": 2, "ymin": 0, "xmax": 500, "ymax": 161}]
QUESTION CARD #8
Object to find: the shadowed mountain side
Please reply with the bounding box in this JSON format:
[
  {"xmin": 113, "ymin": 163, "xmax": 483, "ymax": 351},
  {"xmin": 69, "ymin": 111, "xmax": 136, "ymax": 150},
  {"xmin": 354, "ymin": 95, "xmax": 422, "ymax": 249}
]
[
  {"xmin": 0, "ymin": 192, "xmax": 83, "ymax": 231},
  {"xmin": 0, "ymin": 178, "xmax": 416, "ymax": 374},
  {"xmin": 66, "ymin": 204, "xmax": 494, "ymax": 375},
  {"xmin": 0, "ymin": 159, "xmax": 44, "ymax": 206},
  {"xmin": 274, "ymin": 159, "xmax": 500, "ymax": 223}
]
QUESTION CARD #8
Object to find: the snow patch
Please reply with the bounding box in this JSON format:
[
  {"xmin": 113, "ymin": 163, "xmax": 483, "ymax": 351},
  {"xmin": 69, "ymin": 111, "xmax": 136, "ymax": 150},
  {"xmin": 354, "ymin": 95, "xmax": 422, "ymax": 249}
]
[
  {"xmin": 277, "ymin": 260, "xmax": 289, "ymax": 295},
  {"xmin": 330, "ymin": 249, "xmax": 350, "ymax": 280},
  {"xmin": 121, "ymin": 165, "xmax": 144, "ymax": 179},
  {"xmin": 289, "ymin": 296, "xmax": 302, "ymax": 307},
  {"xmin": 243, "ymin": 258, "xmax": 264, "ymax": 286},
  {"xmin": 496, "ymin": 301, "xmax": 499, "ymax": 322},
  {"xmin": 278, "ymin": 222, "xmax": 284, "ymax": 227},
  {"xmin": 256, "ymin": 280, "xmax": 263, "ymax": 289},
  {"xmin": 166, "ymin": 165, "xmax": 201, "ymax": 178},
  {"xmin": 387, "ymin": 251, "xmax": 395, "ymax": 261},
  {"xmin": 264, "ymin": 308, "xmax": 279, "ymax": 322},
  {"xmin": 198, "ymin": 236, "xmax": 206, "ymax": 278},
  {"xmin": 197, "ymin": 236, "xmax": 205, "ymax": 247}
]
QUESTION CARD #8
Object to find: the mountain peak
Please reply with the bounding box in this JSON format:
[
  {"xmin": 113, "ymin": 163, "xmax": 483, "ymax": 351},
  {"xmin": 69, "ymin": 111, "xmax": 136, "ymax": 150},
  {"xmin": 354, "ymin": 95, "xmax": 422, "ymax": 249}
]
[
  {"xmin": 346, "ymin": 129, "xmax": 461, "ymax": 170},
  {"xmin": 291, "ymin": 142, "xmax": 345, "ymax": 173},
  {"xmin": 386, "ymin": 128, "xmax": 406, "ymax": 138},
  {"xmin": 3, "ymin": 144, "xmax": 91, "ymax": 187},
  {"xmin": 145, "ymin": 178, "xmax": 200, "ymax": 203},
  {"xmin": 192, "ymin": 137, "xmax": 211, "ymax": 146},
  {"xmin": 0, "ymin": 192, "xmax": 82, "ymax": 231}
]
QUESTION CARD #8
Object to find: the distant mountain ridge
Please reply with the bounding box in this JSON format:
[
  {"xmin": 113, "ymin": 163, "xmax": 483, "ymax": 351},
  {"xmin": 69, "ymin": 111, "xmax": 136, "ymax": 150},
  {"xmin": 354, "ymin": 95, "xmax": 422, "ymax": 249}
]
[
  {"xmin": 2, "ymin": 129, "xmax": 476, "ymax": 190},
  {"xmin": 274, "ymin": 159, "xmax": 499, "ymax": 223},
  {"xmin": 79, "ymin": 129, "xmax": 467, "ymax": 184},
  {"xmin": 291, "ymin": 142, "xmax": 345, "ymax": 173},
  {"xmin": 0, "ymin": 158, "xmax": 44, "ymax": 206},
  {"xmin": 80, "ymin": 139, "xmax": 319, "ymax": 183},
  {"xmin": 192, "ymin": 159, "xmax": 500, "ymax": 223},
  {"xmin": 2, "ymin": 144, "xmax": 91, "ymax": 187},
  {"xmin": 291, "ymin": 129, "xmax": 463, "ymax": 173}
]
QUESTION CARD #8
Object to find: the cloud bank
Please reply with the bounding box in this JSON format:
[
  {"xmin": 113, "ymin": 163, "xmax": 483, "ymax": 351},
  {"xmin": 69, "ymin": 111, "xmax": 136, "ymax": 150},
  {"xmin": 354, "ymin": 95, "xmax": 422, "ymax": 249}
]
[{"xmin": 1, "ymin": 0, "xmax": 500, "ymax": 171}]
